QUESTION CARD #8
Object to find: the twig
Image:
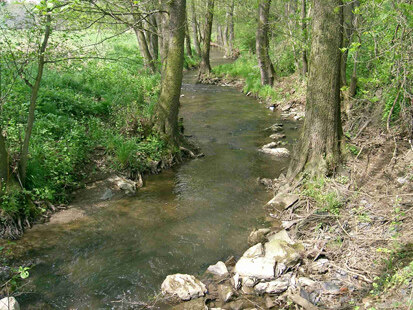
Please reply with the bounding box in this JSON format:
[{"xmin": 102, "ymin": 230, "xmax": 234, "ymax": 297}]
[{"xmin": 329, "ymin": 263, "xmax": 373, "ymax": 283}]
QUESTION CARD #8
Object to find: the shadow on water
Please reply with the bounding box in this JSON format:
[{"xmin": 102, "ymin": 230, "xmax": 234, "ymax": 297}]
[{"xmin": 14, "ymin": 49, "xmax": 300, "ymax": 309}]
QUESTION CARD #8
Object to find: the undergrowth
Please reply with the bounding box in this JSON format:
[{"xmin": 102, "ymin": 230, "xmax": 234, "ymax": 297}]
[{"xmin": 0, "ymin": 33, "xmax": 173, "ymax": 234}]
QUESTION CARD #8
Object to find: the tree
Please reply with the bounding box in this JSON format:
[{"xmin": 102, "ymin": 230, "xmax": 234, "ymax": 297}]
[
  {"xmin": 288, "ymin": 0, "xmax": 343, "ymax": 178},
  {"xmin": 198, "ymin": 0, "xmax": 214, "ymax": 77},
  {"xmin": 256, "ymin": 0, "xmax": 275, "ymax": 86},
  {"xmin": 153, "ymin": 0, "xmax": 186, "ymax": 145},
  {"xmin": 301, "ymin": 0, "xmax": 308, "ymax": 76},
  {"xmin": 224, "ymin": 0, "xmax": 235, "ymax": 58},
  {"xmin": 190, "ymin": 0, "xmax": 201, "ymax": 55}
]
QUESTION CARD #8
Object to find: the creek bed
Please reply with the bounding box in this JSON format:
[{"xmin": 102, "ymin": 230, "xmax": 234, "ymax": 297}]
[{"xmin": 13, "ymin": 51, "xmax": 299, "ymax": 309}]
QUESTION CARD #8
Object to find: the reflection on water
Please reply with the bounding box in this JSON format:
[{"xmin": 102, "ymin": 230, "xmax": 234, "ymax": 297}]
[{"xmin": 14, "ymin": 50, "xmax": 299, "ymax": 309}]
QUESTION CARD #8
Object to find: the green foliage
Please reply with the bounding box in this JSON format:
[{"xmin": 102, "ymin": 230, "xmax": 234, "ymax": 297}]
[
  {"xmin": 301, "ymin": 177, "xmax": 343, "ymax": 215},
  {"xmin": 0, "ymin": 32, "xmax": 168, "ymax": 222},
  {"xmin": 213, "ymin": 53, "xmax": 281, "ymax": 101}
]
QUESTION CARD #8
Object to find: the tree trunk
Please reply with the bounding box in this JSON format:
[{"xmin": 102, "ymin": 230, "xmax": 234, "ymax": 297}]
[
  {"xmin": 190, "ymin": 0, "xmax": 201, "ymax": 55},
  {"xmin": 148, "ymin": 14, "xmax": 159, "ymax": 63},
  {"xmin": 349, "ymin": 1, "xmax": 360, "ymax": 97},
  {"xmin": 19, "ymin": 14, "xmax": 51, "ymax": 185},
  {"xmin": 225, "ymin": 0, "xmax": 235, "ymax": 58},
  {"xmin": 158, "ymin": 0, "xmax": 170, "ymax": 67},
  {"xmin": 256, "ymin": 0, "xmax": 275, "ymax": 86},
  {"xmin": 198, "ymin": 0, "xmax": 214, "ymax": 77},
  {"xmin": 185, "ymin": 19, "xmax": 193, "ymax": 57},
  {"xmin": 134, "ymin": 27, "xmax": 157, "ymax": 72},
  {"xmin": 340, "ymin": 1, "xmax": 354, "ymax": 86},
  {"xmin": 287, "ymin": 0, "xmax": 343, "ymax": 179},
  {"xmin": 0, "ymin": 127, "xmax": 9, "ymax": 187},
  {"xmin": 301, "ymin": 0, "xmax": 308, "ymax": 76},
  {"xmin": 153, "ymin": 0, "xmax": 186, "ymax": 146}
]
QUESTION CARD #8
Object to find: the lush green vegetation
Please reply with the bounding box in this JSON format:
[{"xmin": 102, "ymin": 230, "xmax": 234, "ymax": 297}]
[{"xmin": 0, "ymin": 33, "xmax": 171, "ymax": 228}]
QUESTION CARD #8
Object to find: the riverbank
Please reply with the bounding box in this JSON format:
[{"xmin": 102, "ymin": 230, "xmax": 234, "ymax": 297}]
[{"xmin": 159, "ymin": 59, "xmax": 413, "ymax": 309}]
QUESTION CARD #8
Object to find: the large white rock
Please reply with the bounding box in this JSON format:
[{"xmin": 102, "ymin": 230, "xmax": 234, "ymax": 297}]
[
  {"xmin": 207, "ymin": 261, "xmax": 229, "ymax": 276},
  {"xmin": 161, "ymin": 274, "xmax": 207, "ymax": 301},
  {"xmin": 243, "ymin": 243, "xmax": 264, "ymax": 258},
  {"xmin": 260, "ymin": 147, "xmax": 290, "ymax": 157},
  {"xmin": 234, "ymin": 256, "xmax": 276, "ymax": 279},
  {"xmin": 254, "ymin": 274, "xmax": 291, "ymax": 294},
  {"xmin": 0, "ymin": 297, "xmax": 20, "ymax": 310},
  {"xmin": 267, "ymin": 229, "xmax": 295, "ymax": 245}
]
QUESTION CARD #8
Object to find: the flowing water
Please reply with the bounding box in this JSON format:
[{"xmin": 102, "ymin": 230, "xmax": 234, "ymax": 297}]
[{"xmin": 12, "ymin": 51, "xmax": 299, "ymax": 309}]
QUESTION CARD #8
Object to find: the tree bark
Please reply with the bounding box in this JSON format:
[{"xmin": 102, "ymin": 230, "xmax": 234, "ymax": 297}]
[
  {"xmin": 225, "ymin": 0, "xmax": 235, "ymax": 58},
  {"xmin": 185, "ymin": 18, "xmax": 193, "ymax": 57},
  {"xmin": 256, "ymin": 0, "xmax": 275, "ymax": 86},
  {"xmin": 287, "ymin": 0, "xmax": 343, "ymax": 179},
  {"xmin": 134, "ymin": 27, "xmax": 157, "ymax": 72},
  {"xmin": 190, "ymin": 0, "xmax": 201, "ymax": 55},
  {"xmin": 153, "ymin": 0, "xmax": 186, "ymax": 145},
  {"xmin": 340, "ymin": 1, "xmax": 354, "ymax": 86},
  {"xmin": 19, "ymin": 13, "xmax": 51, "ymax": 185},
  {"xmin": 349, "ymin": 1, "xmax": 360, "ymax": 97},
  {"xmin": 148, "ymin": 14, "xmax": 159, "ymax": 63},
  {"xmin": 198, "ymin": 0, "xmax": 214, "ymax": 77},
  {"xmin": 301, "ymin": 0, "xmax": 308, "ymax": 76}
]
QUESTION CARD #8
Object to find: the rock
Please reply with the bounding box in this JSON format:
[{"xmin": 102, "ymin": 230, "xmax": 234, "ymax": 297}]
[
  {"xmin": 257, "ymin": 177, "xmax": 274, "ymax": 188},
  {"xmin": 218, "ymin": 284, "xmax": 234, "ymax": 302},
  {"xmin": 308, "ymin": 259, "xmax": 330, "ymax": 274},
  {"xmin": 243, "ymin": 243, "xmax": 265, "ymax": 258},
  {"xmin": 265, "ymin": 238, "xmax": 302, "ymax": 277},
  {"xmin": 172, "ymin": 298, "xmax": 207, "ymax": 310},
  {"xmin": 207, "ymin": 261, "xmax": 229, "ymax": 277},
  {"xmin": 161, "ymin": 274, "xmax": 207, "ymax": 301},
  {"xmin": 266, "ymin": 193, "xmax": 299, "ymax": 209},
  {"xmin": 397, "ymin": 177, "xmax": 408, "ymax": 185},
  {"xmin": 265, "ymin": 296, "xmax": 278, "ymax": 309},
  {"xmin": 234, "ymin": 256, "xmax": 276, "ymax": 279},
  {"xmin": 298, "ymin": 277, "xmax": 317, "ymax": 287},
  {"xmin": 260, "ymin": 147, "xmax": 290, "ymax": 157},
  {"xmin": 248, "ymin": 229, "xmax": 271, "ymax": 246},
  {"xmin": 270, "ymin": 133, "xmax": 286, "ymax": 140},
  {"xmin": 255, "ymin": 273, "xmax": 292, "ymax": 294},
  {"xmin": 111, "ymin": 176, "xmax": 137, "ymax": 195},
  {"xmin": 0, "ymin": 297, "xmax": 20, "ymax": 310},
  {"xmin": 100, "ymin": 188, "xmax": 114, "ymax": 201},
  {"xmin": 232, "ymin": 273, "xmax": 241, "ymax": 290},
  {"xmin": 265, "ymin": 123, "xmax": 284, "ymax": 132},
  {"xmin": 225, "ymin": 256, "xmax": 237, "ymax": 267},
  {"xmin": 267, "ymin": 229, "xmax": 294, "ymax": 245},
  {"xmin": 321, "ymin": 281, "xmax": 341, "ymax": 294}
]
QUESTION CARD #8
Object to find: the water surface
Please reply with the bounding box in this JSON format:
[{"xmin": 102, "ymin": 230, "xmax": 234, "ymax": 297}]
[{"xmin": 13, "ymin": 51, "xmax": 298, "ymax": 309}]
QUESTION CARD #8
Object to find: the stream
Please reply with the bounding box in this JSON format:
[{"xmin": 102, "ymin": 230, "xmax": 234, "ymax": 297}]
[{"xmin": 13, "ymin": 51, "xmax": 299, "ymax": 309}]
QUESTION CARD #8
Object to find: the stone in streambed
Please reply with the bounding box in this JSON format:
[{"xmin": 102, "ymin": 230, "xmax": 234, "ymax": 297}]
[
  {"xmin": 270, "ymin": 133, "xmax": 286, "ymax": 140},
  {"xmin": 248, "ymin": 228, "xmax": 271, "ymax": 246},
  {"xmin": 218, "ymin": 284, "xmax": 234, "ymax": 302},
  {"xmin": 260, "ymin": 146, "xmax": 290, "ymax": 158},
  {"xmin": 266, "ymin": 194, "xmax": 299, "ymax": 210},
  {"xmin": 254, "ymin": 273, "xmax": 292, "ymax": 294},
  {"xmin": 161, "ymin": 274, "xmax": 207, "ymax": 301},
  {"xmin": 172, "ymin": 298, "xmax": 207, "ymax": 310},
  {"xmin": 207, "ymin": 261, "xmax": 229, "ymax": 276}
]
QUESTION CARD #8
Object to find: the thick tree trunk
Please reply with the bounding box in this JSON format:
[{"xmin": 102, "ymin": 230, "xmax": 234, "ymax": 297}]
[
  {"xmin": 19, "ymin": 14, "xmax": 51, "ymax": 185},
  {"xmin": 198, "ymin": 0, "xmax": 214, "ymax": 77},
  {"xmin": 256, "ymin": 0, "xmax": 275, "ymax": 86},
  {"xmin": 0, "ymin": 128, "xmax": 9, "ymax": 187},
  {"xmin": 134, "ymin": 27, "xmax": 156, "ymax": 72},
  {"xmin": 287, "ymin": 0, "xmax": 343, "ymax": 179},
  {"xmin": 301, "ymin": 0, "xmax": 308, "ymax": 76},
  {"xmin": 158, "ymin": 0, "xmax": 170, "ymax": 67},
  {"xmin": 185, "ymin": 19, "xmax": 193, "ymax": 57},
  {"xmin": 153, "ymin": 0, "xmax": 186, "ymax": 145},
  {"xmin": 190, "ymin": 0, "xmax": 201, "ymax": 55}
]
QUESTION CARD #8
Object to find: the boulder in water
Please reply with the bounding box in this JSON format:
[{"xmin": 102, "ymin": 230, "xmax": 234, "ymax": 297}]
[
  {"xmin": 207, "ymin": 261, "xmax": 229, "ymax": 276},
  {"xmin": 161, "ymin": 274, "xmax": 207, "ymax": 301}
]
